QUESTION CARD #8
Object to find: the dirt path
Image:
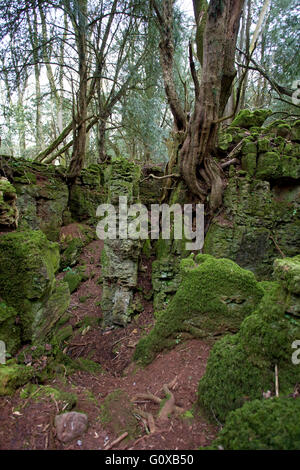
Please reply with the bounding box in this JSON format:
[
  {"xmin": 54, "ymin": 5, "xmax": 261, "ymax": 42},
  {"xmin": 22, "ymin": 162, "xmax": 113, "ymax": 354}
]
[{"xmin": 0, "ymin": 240, "xmax": 218, "ymax": 450}]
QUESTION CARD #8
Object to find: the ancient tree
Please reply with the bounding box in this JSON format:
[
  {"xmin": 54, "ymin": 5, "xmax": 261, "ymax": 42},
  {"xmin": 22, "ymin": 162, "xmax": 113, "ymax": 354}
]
[{"xmin": 153, "ymin": 0, "xmax": 245, "ymax": 212}]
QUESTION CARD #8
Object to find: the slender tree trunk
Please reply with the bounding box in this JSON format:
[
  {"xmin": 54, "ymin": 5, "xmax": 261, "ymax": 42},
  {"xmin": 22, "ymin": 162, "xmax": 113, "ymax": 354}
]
[
  {"xmin": 97, "ymin": 117, "xmax": 107, "ymax": 163},
  {"xmin": 68, "ymin": 0, "xmax": 88, "ymax": 178},
  {"xmin": 27, "ymin": 6, "xmax": 44, "ymax": 152},
  {"xmin": 239, "ymin": 0, "xmax": 251, "ymax": 110},
  {"xmin": 17, "ymin": 84, "xmax": 27, "ymax": 156}
]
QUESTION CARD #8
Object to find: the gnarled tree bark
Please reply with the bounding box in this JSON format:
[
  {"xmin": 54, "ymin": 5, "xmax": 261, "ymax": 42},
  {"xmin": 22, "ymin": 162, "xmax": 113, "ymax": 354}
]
[{"xmin": 153, "ymin": 0, "xmax": 244, "ymax": 213}]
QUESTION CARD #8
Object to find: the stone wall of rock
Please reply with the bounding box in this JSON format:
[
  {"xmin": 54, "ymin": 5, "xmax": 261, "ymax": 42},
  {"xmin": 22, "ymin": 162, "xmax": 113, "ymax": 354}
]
[
  {"xmin": 0, "ymin": 229, "xmax": 70, "ymax": 352},
  {"xmin": 205, "ymin": 112, "xmax": 300, "ymax": 279},
  {"xmin": 100, "ymin": 158, "xmax": 142, "ymax": 326}
]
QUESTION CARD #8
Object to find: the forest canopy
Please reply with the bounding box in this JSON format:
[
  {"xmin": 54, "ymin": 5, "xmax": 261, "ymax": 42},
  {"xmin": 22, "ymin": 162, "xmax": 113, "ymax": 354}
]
[{"xmin": 0, "ymin": 0, "xmax": 298, "ymax": 176}]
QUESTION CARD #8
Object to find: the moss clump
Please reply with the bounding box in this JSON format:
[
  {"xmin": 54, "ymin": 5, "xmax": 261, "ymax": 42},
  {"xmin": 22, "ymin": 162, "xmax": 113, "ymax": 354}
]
[
  {"xmin": 134, "ymin": 254, "xmax": 263, "ymax": 365},
  {"xmin": 75, "ymin": 358, "xmax": 103, "ymax": 374},
  {"xmin": 100, "ymin": 389, "xmax": 139, "ymax": 438},
  {"xmin": 63, "ymin": 270, "xmax": 82, "ymax": 293},
  {"xmin": 52, "ymin": 325, "xmax": 73, "ymax": 346},
  {"xmin": 19, "ymin": 383, "xmax": 77, "ymax": 410},
  {"xmin": 256, "ymin": 151, "xmax": 281, "ymax": 179},
  {"xmin": 273, "ymin": 255, "xmax": 300, "ymax": 295},
  {"xmin": 206, "ymin": 398, "xmax": 300, "ymax": 450},
  {"xmin": 0, "ymin": 230, "xmax": 59, "ymax": 308},
  {"xmin": 0, "ymin": 364, "xmax": 35, "ymax": 396},
  {"xmin": 231, "ymin": 109, "xmax": 271, "ymax": 129},
  {"xmin": 197, "ymin": 256, "xmax": 300, "ymax": 422}
]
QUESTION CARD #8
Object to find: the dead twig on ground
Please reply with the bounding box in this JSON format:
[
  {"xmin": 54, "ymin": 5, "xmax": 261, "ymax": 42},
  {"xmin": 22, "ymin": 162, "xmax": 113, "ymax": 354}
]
[{"xmin": 104, "ymin": 432, "xmax": 128, "ymax": 450}]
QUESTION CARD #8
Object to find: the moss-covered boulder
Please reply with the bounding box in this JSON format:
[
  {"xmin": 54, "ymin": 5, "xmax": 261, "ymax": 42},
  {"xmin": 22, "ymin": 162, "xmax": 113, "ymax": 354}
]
[
  {"xmin": 0, "ymin": 177, "xmax": 19, "ymax": 229},
  {"xmin": 0, "ymin": 230, "xmax": 70, "ymax": 342},
  {"xmin": 0, "ymin": 363, "xmax": 35, "ymax": 396},
  {"xmin": 231, "ymin": 109, "xmax": 271, "ymax": 129},
  {"xmin": 206, "ymin": 398, "xmax": 300, "ymax": 450},
  {"xmin": 134, "ymin": 254, "xmax": 264, "ymax": 365},
  {"xmin": 197, "ymin": 256, "xmax": 300, "ymax": 423}
]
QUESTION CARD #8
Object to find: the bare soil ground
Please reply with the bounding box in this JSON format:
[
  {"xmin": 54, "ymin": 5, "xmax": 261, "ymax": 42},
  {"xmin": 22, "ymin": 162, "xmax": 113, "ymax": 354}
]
[{"xmin": 0, "ymin": 239, "xmax": 218, "ymax": 450}]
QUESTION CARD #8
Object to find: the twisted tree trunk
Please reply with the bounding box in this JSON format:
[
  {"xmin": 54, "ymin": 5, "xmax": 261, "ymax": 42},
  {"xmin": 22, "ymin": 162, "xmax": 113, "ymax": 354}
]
[
  {"xmin": 180, "ymin": 0, "xmax": 244, "ymax": 213},
  {"xmin": 153, "ymin": 0, "xmax": 244, "ymax": 213}
]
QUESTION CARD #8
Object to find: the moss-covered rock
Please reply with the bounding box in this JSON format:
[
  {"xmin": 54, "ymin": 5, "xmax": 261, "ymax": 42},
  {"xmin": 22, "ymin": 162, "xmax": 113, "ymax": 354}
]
[
  {"xmin": 273, "ymin": 255, "xmax": 300, "ymax": 295},
  {"xmin": 10, "ymin": 161, "xmax": 69, "ymax": 241},
  {"xmin": 0, "ymin": 363, "xmax": 35, "ymax": 396},
  {"xmin": 134, "ymin": 254, "xmax": 264, "ymax": 365},
  {"xmin": 0, "ymin": 302, "xmax": 21, "ymax": 355},
  {"xmin": 197, "ymin": 256, "xmax": 300, "ymax": 422},
  {"xmin": 0, "ymin": 230, "xmax": 70, "ymax": 342},
  {"xmin": 101, "ymin": 157, "xmax": 142, "ymax": 326},
  {"xmin": 231, "ymin": 109, "xmax": 271, "ymax": 129},
  {"xmin": 206, "ymin": 398, "xmax": 300, "ymax": 450},
  {"xmin": 204, "ymin": 172, "xmax": 300, "ymax": 279},
  {"xmin": 0, "ymin": 177, "xmax": 19, "ymax": 229}
]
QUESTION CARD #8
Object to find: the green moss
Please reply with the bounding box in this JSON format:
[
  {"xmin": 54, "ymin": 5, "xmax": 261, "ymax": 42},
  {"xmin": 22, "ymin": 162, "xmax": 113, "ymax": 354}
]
[
  {"xmin": 206, "ymin": 398, "xmax": 300, "ymax": 450},
  {"xmin": 0, "ymin": 302, "xmax": 21, "ymax": 355},
  {"xmin": 0, "ymin": 364, "xmax": 35, "ymax": 396},
  {"xmin": 60, "ymin": 238, "xmax": 84, "ymax": 270},
  {"xmin": 256, "ymin": 151, "xmax": 281, "ymax": 179},
  {"xmin": 75, "ymin": 358, "xmax": 103, "ymax": 374},
  {"xmin": 0, "ymin": 230, "xmax": 62, "ymax": 342},
  {"xmin": 53, "ymin": 325, "xmax": 73, "ymax": 346},
  {"xmin": 63, "ymin": 270, "xmax": 82, "ymax": 293},
  {"xmin": 69, "ymin": 184, "xmax": 106, "ymax": 223},
  {"xmin": 241, "ymin": 153, "xmax": 257, "ymax": 176},
  {"xmin": 100, "ymin": 389, "xmax": 139, "ymax": 438},
  {"xmin": 197, "ymin": 257, "xmax": 300, "ymax": 422},
  {"xmin": 0, "ymin": 177, "xmax": 18, "ymax": 228},
  {"xmin": 19, "ymin": 384, "xmax": 77, "ymax": 410},
  {"xmin": 142, "ymin": 239, "xmax": 152, "ymax": 259},
  {"xmin": 134, "ymin": 255, "xmax": 264, "ymax": 365},
  {"xmin": 273, "ymin": 255, "xmax": 300, "ymax": 295},
  {"xmin": 231, "ymin": 109, "xmax": 271, "ymax": 129}
]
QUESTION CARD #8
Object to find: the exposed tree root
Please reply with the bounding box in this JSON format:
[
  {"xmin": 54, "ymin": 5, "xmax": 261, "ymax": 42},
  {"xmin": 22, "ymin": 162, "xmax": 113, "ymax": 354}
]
[
  {"xmin": 158, "ymin": 385, "xmax": 175, "ymax": 422},
  {"xmin": 131, "ymin": 379, "xmax": 185, "ymax": 436}
]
